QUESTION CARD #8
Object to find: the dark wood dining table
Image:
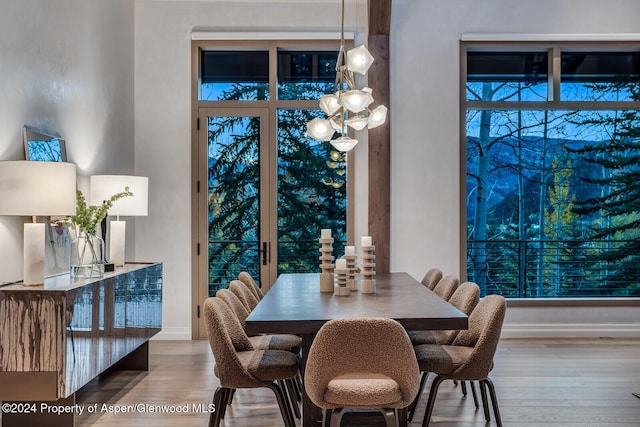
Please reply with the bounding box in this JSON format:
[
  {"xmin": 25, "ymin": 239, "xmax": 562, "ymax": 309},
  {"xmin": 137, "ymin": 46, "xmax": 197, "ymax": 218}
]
[{"xmin": 245, "ymin": 272, "xmax": 468, "ymax": 427}]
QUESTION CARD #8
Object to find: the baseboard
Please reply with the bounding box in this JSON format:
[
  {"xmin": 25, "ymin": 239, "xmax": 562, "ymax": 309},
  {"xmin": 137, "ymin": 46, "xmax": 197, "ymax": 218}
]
[
  {"xmin": 152, "ymin": 327, "xmax": 191, "ymax": 340},
  {"xmin": 501, "ymin": 323, "xmax": 640, "ymax": 339}
]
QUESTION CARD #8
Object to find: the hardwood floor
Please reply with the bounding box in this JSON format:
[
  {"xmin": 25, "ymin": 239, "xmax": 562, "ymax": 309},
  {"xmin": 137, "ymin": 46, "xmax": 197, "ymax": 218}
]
[{"xmin": 66, "ymin": 338, "xmax": 640, "ymax": 425}]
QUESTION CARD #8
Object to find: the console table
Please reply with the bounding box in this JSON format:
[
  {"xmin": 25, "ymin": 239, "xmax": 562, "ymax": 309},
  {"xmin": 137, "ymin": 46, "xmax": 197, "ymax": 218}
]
[{"xmin": 0, "ymin": 262, "xmax": 162, "ymax": 427}]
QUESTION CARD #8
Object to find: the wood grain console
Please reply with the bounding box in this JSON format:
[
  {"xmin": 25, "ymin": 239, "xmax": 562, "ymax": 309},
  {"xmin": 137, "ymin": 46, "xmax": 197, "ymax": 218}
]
[{"xmin": 0, "ymin": 263, "xmax": 162, "ymax": 426}]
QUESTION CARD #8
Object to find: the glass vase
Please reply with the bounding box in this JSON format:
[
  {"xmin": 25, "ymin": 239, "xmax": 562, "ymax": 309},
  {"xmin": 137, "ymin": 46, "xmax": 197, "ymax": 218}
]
[{"xmin": 70, "ymin": 232, "xmax": 105, "ymax": 278}]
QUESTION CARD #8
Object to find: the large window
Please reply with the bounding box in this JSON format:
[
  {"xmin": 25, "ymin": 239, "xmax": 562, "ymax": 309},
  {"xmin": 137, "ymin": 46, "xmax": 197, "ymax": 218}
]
[{"xmin": 463, "ymin": 43, "xmax": 640, "ymax": 298}]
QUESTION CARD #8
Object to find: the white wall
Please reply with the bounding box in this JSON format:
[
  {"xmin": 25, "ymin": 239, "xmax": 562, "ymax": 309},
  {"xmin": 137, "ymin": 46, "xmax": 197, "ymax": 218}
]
[
  {"xmin": 134, "ymin": 0, "xmax": 369, "ymax": 339},
  {"xmin": 0, "ymin": 0, "xmax": 135, "ymax": 283},
  {"xmin": 391, "ymin": 0, "xmax": 640, "ymax": 337}
]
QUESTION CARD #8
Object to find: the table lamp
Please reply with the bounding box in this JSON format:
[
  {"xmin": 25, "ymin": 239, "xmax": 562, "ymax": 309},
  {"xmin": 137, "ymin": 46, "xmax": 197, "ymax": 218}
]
[
  {"xmin": 89, "ymin": 175, "xmax": 148, "ymax": 267},
  {"xmin": 0, "ymin": 161, "xmax": 77, "ymax": 285}
]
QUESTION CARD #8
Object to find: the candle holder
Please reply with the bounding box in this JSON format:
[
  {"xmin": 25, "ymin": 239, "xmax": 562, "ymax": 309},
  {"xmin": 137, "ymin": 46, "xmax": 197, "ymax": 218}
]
[
  {"xmin": 344, "ymin": 254, "xmax": 358, "ymax": 291},
  {"xmin": 319, "ymin": 237, "xmax": 335, "ymax": 292},
  {"xmin": 334, "ymin": 266, "xmax": 350, "ymax": 296},
  {"xmin": 360, "ymin": 245, "xmax": 376, "ymax": 293}
]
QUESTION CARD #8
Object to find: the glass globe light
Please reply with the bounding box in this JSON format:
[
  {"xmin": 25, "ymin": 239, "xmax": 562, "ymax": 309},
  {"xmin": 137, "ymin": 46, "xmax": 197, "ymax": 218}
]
[
  {"xmin": 330, "ymin": 136, "xmax": 358, "ymax": 152},
  {"xmin": 346, "ymin": 45, "xmax": 375, "ymax": 75},
  {"xmin": 306, "ymin": 118, "xmax": 335, "ymax": 141},
  {"xmin": 339, "ymin": 88, "xmax": 374, "ymax": 113},
  {"xmin": 367, "ymin": 105, "xmax": 388, "ymax": 129},
  {"xmin": 319, "ymin": 93, "xmax": 341, "ymax": 116}
]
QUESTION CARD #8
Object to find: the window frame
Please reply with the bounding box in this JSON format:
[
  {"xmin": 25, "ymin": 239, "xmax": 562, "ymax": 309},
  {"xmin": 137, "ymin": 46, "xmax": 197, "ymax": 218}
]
[{"xmin": 460, "ymin": 40, "xmax": 640, "ymax": 300}]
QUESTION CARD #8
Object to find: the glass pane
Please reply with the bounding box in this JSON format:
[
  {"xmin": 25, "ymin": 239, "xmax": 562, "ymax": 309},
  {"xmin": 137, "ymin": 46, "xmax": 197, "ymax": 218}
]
[
  {"xmin": 466, "ymin": 52, "xmax": 548, "ymax": 101},
  {"xmin": 207, "ymin": 116, "xmax": 261, "ymax": 296},
  {"xmin": 466, "ymin": 108, "xmax": 640, "ymax": 298},
  {"xmin": 561, "ymin": 52, "xmax": 640, "ymax": 101},
  {"xmin": 277, "ymin": 50, "xmax": 338, "ymax": 100},
  {"xmin": 276, "ymin": 109, "xmax": 347, "ymax": 273},
  {"xmin": 200, "ymin": 51, "xmax": 269, "ymax": 101}
]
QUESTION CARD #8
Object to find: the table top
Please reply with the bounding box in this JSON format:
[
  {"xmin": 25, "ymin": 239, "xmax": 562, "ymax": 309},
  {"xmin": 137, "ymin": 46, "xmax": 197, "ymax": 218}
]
[
  {"xmin": 245, "ymin": 272, "xmax": 468, "ymax": 335},
  {"xmin": 0, "ymin": 262, "xmax": 161, "ymax": 292}
]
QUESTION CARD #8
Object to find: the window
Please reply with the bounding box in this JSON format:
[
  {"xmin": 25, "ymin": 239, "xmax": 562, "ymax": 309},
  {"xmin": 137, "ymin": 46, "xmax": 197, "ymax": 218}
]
[
  {"xmin": 463, "ymin": 42, "xmax": 640, "ymax": 298},
  {"xmin": 193, "ymin": 40, "xmax": 352, "ymax": 308}
]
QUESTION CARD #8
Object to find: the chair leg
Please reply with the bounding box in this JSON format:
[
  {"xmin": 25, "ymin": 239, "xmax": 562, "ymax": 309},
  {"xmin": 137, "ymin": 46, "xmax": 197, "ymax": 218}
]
[
  {"xmin": 460, "ymin": 380, "xmax": 468, "ymax": 396},
  {"xmin": 323, "ymin": 408, "xmax": 333, "ymax": 427},
  {"xmin": 209, "ymin": 386, "xmax": 226, "ymax": 427},
  {"xmin": 284, "ymin": 378, "xmax": 302, "ymax": 419},
  {"xmin": 381, "ymin": 408, "xmax": 398, "ymax": 427},
  {"xmin": 397, "ymin": 407, "xmax": 408, "ymax": 427},
  {"xmin": 218, "ymin": 387, "xmax": 232, "ymax": 420},
  {"xmin": 479, "ymin": 379, "xmax": 491, "ymax": 422},
  {"xmin": 407, "ymin": 371, "xmax": 428, "ymax": 421},
  {"xmin": 421, "ymin": 375, "xmax": 446, "ymax": 427},
  {"xmin": 331, "ymin": 408, "xmax": 346, "ymax": 427},
  {"xmin": 469, "ymin": 381, "xmax": 480, "ymax": 408},
  {"xmin": 483, "ymin": 378, "xmax": 503, "ymax": 427},
  {"xmin": 227, "ymin": 388, "xmax": 235, "ymax": 405},
  {"xmin": 268, "ymin": 382, "xmax": 296, "ymax": 427}
]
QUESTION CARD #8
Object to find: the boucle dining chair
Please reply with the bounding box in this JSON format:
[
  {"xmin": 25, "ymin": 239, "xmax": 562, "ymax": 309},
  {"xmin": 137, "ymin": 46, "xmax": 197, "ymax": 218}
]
[
  {"xmin": 215, "ymin": 289, "xmax": 302, "ymax": 418},
  {"xmin": 406, "ymin": 282, "xmax": 481, "ymax": 420},
  {"xmin": 216, "ymin": 288, "xmax": 301, "ymax": 353},
  {"xmin": 304, "ymin": 317, "xmax": 420, "ymax": 427},
  {"xmin": 238, "ymin": 270, "xmax": 264, "ymax": 300},
  {"xmin": 420, "ymin": 268, "xmax": 443, "ymax": 290},
  {"xmin": 414, "ymin": 295, "xmax": 507, "ymax": 427},
  {"xmin": 432, "ymin": 274, "xmax": 459, "ymax": 301},
  {"xmin": 203, "ymin": 297, "xmax": 298, "ymax": 427},
  {"xmin": 229, "ymin": 279, "xmax": 260, "ymax": 311}
]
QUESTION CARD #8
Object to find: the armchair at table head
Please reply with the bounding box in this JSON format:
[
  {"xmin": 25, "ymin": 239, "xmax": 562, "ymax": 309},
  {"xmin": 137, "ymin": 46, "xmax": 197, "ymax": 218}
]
[
  {"xmin": 304, "ymin": 317, "xmax": 420, "ymax": 427},
  {"xmin": 420, "ymin": 268, "xmax": 443, "ymax": 290}
]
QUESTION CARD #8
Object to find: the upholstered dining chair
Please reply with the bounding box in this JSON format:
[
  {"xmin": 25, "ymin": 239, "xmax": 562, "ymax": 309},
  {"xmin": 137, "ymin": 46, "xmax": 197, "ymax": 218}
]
[
  {"xmin": 414, "ymin": 295, "xmax": 507, "ymax": 427},
  {"xmin": 406, "ymin": 282, "xmax": 481, "ymax": 420},
  {"xmin": 420, "ymin": 268, "xmax": 443, "ymax": 290},
  {"xmin": 238, "ymin": 270, "xmax": 264, "ymax": 300},
  {"xmin": 304, "ymin": 317, "xmax": 420, "ymax": 427},
  {"xmin": 229, "ymin": 279, "xmax": 260, "ymax": 311},
  {"xmin": 216, "ymin": 288, "xmax": 301, "ymax": 353},
  {"xmin": 432, "ymin": 274, "xmax": 459, "ymax": 301},
  {"xmin": 203, "ymin": 297, "xmax": 298, "ymax": 427}
]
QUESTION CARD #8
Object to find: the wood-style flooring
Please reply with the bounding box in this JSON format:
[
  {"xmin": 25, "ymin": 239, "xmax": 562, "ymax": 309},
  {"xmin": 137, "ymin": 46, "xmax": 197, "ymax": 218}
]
[{"xmin": 24, "ymin": 338, "xmax": 640, "ymax": 426}]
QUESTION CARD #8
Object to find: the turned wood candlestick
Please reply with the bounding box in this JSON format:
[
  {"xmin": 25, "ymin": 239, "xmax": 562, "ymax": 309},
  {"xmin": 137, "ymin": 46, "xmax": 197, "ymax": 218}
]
[
  {"xmin": 318, "ymin": 237, "xmax": 335, "ymax": 292},
  {"xmin": 360, "ymin": 245, "xmax": 376, "ymax": 293}
]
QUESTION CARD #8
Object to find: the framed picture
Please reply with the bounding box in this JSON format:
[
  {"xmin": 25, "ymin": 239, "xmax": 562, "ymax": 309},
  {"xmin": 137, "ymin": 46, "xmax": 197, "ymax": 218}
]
[{"xmin": 23, "ymin": 125, "xmax": 68, "ymax": 162}]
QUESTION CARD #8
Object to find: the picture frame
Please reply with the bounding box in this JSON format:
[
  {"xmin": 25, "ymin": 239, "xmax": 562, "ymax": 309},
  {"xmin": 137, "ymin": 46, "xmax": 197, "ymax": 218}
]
[{"xmin": 23, "ymin": 125, "xmax": 68, "ymax": 162}]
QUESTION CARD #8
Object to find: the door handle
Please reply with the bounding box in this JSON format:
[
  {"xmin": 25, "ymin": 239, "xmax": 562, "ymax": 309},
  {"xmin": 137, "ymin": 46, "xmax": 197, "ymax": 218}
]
[{"xmin": 262, "ymin": 242, "xmax": 268, "ymax": 266}]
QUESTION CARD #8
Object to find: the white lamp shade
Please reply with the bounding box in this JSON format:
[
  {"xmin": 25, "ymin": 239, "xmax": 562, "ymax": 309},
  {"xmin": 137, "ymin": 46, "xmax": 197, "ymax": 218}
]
[
  {"xmin": 368, "ymin": 105, "xmax": 388, "ymax": 129},
  {"xmin": 346, "ymin": 45, "xmax": 374, "ymax": 75},
  {"xmin": 306, "ymin": 118, "xmax": 335, "ymax": 141},
  {"xmin": 0, "ymin": 161, "xmax": 77, "ymax": 216},
  {"xmin": 319, "ymin": 93, "xmax": 341, "ymax": 116},
  {"xmin": 330, "ymin": 136, "xmax": 358, "ymax": 152},
  {"xmin": 339, "ymin": 88, "xmax": 374, "ymax": 113},
  {"xmin": 90, "ymin": 175, "xmax": 148, "ymax": 216}
]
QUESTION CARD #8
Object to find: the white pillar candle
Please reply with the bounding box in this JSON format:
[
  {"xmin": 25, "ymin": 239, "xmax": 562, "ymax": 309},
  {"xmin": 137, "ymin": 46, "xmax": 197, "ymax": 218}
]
[
  {"xmin": 321, "ymin": 229, "xmax": 332, "ymax": 239},
  {"xmin": 361, "ymin": 236, "xmax": 372, "ymax": 247},
  {"xmin": 335, "ymin": 258, "xmax": 347, "ymax": 270},
  {"xmin": 109, "ymin": 220, "xmax": 126, "ymax": 267},
  {"xmin": 344, "ymin": 246, "xmax": 355, "ymax": 256},
  {"xmin": 23, "ymin": 223, "xmax": 45, "ymax": 285}
]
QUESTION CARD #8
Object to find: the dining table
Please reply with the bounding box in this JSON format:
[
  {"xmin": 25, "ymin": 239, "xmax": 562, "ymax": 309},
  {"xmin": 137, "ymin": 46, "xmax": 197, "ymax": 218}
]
[{"xmin": 245, "ymin": 272, "xmax": 468, "ymax": 427}]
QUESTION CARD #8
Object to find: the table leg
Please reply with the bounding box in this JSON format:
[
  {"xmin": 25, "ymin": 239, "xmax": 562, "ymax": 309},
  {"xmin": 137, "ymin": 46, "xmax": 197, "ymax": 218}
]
[{"xmin": 300, "ymin": 334, "xmax": 322, "ymax": 427}]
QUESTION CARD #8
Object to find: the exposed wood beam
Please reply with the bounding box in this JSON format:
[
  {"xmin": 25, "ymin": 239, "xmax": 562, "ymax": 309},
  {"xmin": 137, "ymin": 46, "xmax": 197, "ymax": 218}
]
[
  {"xmin": 367, "ymin": 1, "xmax": 391, "ymax": 272},
  {"xmin": 368, "ymin": 0, "xmax": 392, "ymax": 36}
]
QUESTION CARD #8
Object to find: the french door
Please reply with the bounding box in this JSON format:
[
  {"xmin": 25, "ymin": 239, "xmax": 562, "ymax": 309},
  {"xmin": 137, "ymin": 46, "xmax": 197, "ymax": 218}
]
[{"xmin": 195, "ymin": 108, "xmax": 276, "ymax": 338}]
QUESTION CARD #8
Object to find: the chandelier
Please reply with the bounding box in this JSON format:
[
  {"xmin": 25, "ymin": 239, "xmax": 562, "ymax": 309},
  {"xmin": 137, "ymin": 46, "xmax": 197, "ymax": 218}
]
[{"xmin": 306, "ymin": 0, "xmax": 387, "ymax": 152}]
